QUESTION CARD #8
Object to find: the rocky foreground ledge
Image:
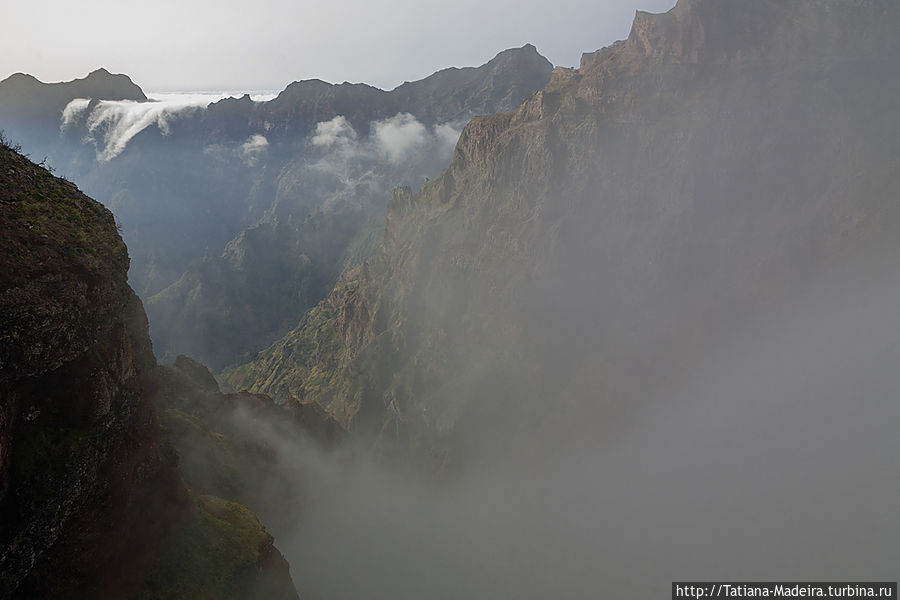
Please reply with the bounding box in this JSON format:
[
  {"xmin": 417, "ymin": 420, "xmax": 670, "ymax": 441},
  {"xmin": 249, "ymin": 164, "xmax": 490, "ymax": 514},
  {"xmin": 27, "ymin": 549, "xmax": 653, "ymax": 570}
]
[{"xmin": 0, "ymin": 139, "xmax": 298, "ymax": 599}]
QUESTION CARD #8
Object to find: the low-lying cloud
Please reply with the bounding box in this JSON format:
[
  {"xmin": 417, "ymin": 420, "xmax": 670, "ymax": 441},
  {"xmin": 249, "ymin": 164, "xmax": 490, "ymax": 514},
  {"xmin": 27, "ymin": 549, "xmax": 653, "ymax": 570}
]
[
  {"xmin": 312, "ymin": 115, "xmax": 358, "ymax": 148},
  {"xmin": 240, "ymin": 134, "xmax": 269, "ymax": 166},
  {"xmin": 372, "ymin": 113, "xmax": 430, "ymax": 163},
  {"xmin": 220, "ymin": 250, "xmax": 900, "ymax": 600},
  {"xmin": 309, "ymin": 113, "xmax": 463, "ymax": 182}
]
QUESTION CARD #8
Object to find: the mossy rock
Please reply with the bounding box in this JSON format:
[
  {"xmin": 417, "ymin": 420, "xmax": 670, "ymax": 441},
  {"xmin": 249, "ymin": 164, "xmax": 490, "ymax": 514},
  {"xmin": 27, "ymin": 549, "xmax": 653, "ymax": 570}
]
[{"xmin": 138, "ymin": 493, "xmax": 298, "ymax": 600}]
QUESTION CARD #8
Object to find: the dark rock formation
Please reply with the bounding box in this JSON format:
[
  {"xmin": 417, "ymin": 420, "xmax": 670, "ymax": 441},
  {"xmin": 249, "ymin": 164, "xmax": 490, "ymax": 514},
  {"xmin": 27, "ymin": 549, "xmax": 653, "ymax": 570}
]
[{"xmin": 0, "ymin": 141, "xmax": 298, "ymax": 598}]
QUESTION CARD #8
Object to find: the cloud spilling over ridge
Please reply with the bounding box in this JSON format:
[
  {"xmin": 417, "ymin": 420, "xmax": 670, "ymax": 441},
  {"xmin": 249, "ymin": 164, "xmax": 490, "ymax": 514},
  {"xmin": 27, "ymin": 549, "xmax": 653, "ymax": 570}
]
[
  {"xmin": 60, "ymin": 98, "xmax": 91, "ymax": 129},
  {"xmin": 59, "ymin": 91, "xmax": 277, "ymax": 162},
  {"xmin": 81, "ymin": 99, "xmax": 202, "ymax": 161}
]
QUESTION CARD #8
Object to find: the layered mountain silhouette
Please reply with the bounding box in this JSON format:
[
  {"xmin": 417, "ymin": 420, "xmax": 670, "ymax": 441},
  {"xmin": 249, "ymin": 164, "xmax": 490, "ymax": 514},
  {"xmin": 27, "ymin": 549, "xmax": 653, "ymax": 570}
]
[{"xmin": 0, "ymin": 46, "xmax": 553, "ymax": 370}]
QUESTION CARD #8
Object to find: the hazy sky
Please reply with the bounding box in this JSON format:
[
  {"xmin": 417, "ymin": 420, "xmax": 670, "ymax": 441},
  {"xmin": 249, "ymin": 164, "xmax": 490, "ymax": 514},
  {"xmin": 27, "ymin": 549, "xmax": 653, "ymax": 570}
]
[{"xmin": 0, "ymin": 0, "xmax": 673, "ymax": 91}]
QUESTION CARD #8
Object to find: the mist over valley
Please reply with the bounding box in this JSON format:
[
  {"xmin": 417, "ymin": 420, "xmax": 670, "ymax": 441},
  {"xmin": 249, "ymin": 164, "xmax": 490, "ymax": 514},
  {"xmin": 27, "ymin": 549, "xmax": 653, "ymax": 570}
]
[{"xmin": 1, "ymin": 0, "xmax": 898, "ymax": 598}]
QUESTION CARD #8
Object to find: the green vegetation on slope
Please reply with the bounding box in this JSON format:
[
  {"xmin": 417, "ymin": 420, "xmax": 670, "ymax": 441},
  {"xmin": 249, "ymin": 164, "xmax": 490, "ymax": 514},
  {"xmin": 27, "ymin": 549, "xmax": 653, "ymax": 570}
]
[
  {"xmin": 0, "ymin": 134, "xmax": 127, "ymax": 282},
  {"xmin": 138, "ymin": 494, "xmax": 297, "ymax": 600}
]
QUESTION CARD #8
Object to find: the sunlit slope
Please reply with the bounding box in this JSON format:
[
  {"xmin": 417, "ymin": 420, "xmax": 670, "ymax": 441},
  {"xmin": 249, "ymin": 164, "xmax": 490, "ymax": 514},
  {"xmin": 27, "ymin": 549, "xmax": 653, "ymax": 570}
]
[{"xmin": 225, "ymin": 0, "xmax": 900, "ymax": 458}]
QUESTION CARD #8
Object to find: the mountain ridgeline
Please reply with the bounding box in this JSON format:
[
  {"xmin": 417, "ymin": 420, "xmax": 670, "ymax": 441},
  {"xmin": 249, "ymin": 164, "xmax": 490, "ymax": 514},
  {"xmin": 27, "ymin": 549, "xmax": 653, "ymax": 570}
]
[
  {"xmin": 224, "ymin": 0, "xmax": 900, "ymax": 459},
  {"xmin": 0, "ymin": 45, "xmax": 553, "ymax": 372}
]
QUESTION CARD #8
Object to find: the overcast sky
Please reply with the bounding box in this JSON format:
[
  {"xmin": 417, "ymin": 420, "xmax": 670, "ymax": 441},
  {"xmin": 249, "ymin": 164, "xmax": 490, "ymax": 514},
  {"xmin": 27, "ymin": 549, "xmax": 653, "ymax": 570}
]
[{"xmin": 1, "ymin": 0, "xmax": 674, "ymax": 92}]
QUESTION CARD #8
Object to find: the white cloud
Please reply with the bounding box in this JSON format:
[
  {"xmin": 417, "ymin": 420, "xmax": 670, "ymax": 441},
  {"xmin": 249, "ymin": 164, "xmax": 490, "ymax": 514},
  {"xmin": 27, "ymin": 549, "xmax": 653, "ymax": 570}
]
[
  {"xmin": 59, "ymin": 90, "xmax": 277, "ymax": 162},
  {"xmin": 80, "ymin": 98, "xmax": 206, "ymax": 161},
  {"xmin": 60, "ymin": 98, "xmax": 90, "ymax": 129},
  {"xmin": 372, "ymin": 112, "xmax": 429, "ymax": 164},
  {"xmin": 240, "ymin": 134, "xmax": 269, "ymax": 166},
  {"xmin": 147, "ymin": 91, "xmax": 278, "ymax": 103},
  {"xmin": 312, "ymin": 115, "xmax": 358, "ymax": 147},
  {"xmin": 308, "ymin": 113, "xmax": 463, "ymax": 186}
]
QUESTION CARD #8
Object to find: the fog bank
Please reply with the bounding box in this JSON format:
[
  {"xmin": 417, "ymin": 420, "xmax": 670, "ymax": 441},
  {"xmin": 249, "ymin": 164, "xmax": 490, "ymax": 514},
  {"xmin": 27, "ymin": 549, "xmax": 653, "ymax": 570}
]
[{"xmin": 227, "ymin": 252, "xmax": 900, "ymax": 599}]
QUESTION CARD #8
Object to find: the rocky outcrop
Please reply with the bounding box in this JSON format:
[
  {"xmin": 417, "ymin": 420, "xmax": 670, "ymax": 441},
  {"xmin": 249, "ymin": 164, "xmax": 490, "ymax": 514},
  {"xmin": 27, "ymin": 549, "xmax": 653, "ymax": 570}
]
[
  {"xmin": 0, "ymin": 141, "xmax": 298, "ymax": 598},
  {"xmin": 0, "ymin": 137, "xmax": 169, "ymax": 597},
  {"xmin": 224, "ymin": 0, "xmax": 900, "ymax": 461}
]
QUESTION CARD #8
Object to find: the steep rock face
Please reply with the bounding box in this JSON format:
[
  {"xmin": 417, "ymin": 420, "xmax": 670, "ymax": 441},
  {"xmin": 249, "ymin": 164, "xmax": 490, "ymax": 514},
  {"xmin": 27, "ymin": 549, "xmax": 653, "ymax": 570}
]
[
  {"xmin": 225, "ymin": 0, "xmax": 900, "ymax": 460},
  {"xmin": 0, "ymin": 142, "xmax": 298, "ymax": 598},
  {"xmin": 0, "ymin": 139, "xmax": 169, "ymax": 597}
]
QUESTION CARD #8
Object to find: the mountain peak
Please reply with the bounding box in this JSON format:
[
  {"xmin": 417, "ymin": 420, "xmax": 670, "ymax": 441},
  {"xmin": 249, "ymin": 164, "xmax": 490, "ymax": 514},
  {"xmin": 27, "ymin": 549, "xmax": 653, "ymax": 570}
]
[
  {"xmin": 577, "ymin": 0, "xmax": 899, "ymax": 70},
  {"xmin": 0, "ymin": 72, "xmax": 39, "ymax": 85},
  {"xmin": 497, "ymin": 43, "xmax": 539, "ymax": 56},
  {"xmin": 488, "ymin": 43, "xmax": 550, "ymax": 67},
  {"xmin": 72, "ymin": 68, "xmax": 147, "ymax": 101}
]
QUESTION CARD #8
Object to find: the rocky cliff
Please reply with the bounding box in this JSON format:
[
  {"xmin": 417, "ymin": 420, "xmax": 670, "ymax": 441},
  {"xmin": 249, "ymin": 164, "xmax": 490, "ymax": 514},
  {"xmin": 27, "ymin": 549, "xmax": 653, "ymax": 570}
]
[
  {"xmin": 224, "ymin": 0, "xmax": 900, "ymax": 461},
  {"xmin": 0, "ymin": 139, "xmax": 298, "ymax": 598}
]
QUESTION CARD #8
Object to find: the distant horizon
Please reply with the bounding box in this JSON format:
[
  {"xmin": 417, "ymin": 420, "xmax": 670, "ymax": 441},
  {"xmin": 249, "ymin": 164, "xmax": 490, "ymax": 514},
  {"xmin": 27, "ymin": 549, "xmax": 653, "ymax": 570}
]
[
  {"xmin": 0, "ymin": 60, "xmax": 520, "ymax": 97},
  {"xmin": 1, "ymin": 46, "xmax": 537, "ymax": 95},
  {"xmin": 5, "ymin": 46, "xmax": 524, "ymax": 97},
  {"xmin": 0, "ymin": 0, "xmax": 674, "ymax": 92},
  {"xmin": 145, "ymin": 90, "xmax": 280, "ymax": 103}
]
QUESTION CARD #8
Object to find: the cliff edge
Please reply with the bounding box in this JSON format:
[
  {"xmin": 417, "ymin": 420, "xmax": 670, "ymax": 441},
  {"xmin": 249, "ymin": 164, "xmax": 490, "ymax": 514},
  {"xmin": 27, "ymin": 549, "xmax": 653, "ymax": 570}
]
[{"xmin": 0, "ymin": 138, "xmax": 298, "ymax": 599}]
